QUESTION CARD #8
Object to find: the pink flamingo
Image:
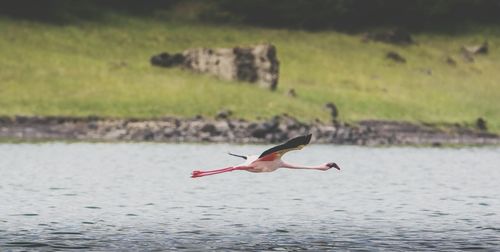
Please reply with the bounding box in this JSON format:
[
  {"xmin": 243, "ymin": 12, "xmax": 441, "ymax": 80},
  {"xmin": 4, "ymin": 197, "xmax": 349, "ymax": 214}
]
[{"xmin": 191, "ymin": 134, "xmax": 340, "ymax": 178}]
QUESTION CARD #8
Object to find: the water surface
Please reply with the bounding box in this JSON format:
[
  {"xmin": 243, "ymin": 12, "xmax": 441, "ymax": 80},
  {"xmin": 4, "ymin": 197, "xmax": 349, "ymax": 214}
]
[{"xmin": 1, "ymin": 143, "xmax": 499, "ymax": 251}]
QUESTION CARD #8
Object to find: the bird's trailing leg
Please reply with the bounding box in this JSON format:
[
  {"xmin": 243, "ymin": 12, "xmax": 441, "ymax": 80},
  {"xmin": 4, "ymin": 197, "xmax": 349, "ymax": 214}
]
[
  {"xmin": 191, "ymin": 167, "xmax": 233, "ymax": 178},
  {"xmin": 191, "ymin": 166, "xmax": 251, "ymax": 178}
]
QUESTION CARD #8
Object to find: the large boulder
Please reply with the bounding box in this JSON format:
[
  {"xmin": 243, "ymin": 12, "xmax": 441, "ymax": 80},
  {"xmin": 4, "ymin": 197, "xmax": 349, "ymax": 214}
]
[
  {"xmin": 386, "ymin": 51, "xmax": 406, "ymax": 63},
  {"xmin": 150, "ymin": 52, "xmax": 185, "ymax": 67},
  {"xmin": 151, "ymin": 44, "xmax": 280, "ymax": 90}
]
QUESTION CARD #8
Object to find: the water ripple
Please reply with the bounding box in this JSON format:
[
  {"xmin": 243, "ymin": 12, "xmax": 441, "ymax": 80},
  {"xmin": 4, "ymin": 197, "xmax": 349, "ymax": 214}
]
[{"xmin": 1, "ymin": 143, "xmax": 499, "ymax": 250}]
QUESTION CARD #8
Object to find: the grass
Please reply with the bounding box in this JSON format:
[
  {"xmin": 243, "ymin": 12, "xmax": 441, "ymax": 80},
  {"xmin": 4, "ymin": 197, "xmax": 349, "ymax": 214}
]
[{"xmin": 0, "ymin": 15, "xmax": 499, "ymax": 132}]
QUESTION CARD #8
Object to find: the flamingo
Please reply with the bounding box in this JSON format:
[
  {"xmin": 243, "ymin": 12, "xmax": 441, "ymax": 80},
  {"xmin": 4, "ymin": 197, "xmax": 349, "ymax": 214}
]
[{"xmin": 191, "ymin": 134, "xmax": 340, "ymax": 178}]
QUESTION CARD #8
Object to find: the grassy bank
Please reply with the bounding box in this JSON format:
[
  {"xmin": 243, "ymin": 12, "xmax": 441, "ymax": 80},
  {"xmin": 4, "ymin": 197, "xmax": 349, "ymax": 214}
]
[{"xmin": 0, "ymin": 15, "xmax": 499, "ymax": 131}]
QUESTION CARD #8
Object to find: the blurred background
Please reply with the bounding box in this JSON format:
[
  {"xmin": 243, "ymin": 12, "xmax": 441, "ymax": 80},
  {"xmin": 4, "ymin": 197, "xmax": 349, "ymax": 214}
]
[{"xmin": 1, "ymin": 0, "xmax": 499, "ymax": 131}]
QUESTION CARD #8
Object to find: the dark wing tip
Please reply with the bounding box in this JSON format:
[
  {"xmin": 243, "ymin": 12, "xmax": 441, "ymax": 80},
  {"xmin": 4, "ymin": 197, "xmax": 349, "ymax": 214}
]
[
  {"xmin": 290, "ymin": 133, "xmax": 312, "ymax": 146},
  {"xmin": 258, "ymin": 134, "xmax": 313, "ymax": 158},
  {"xmin": 305, "ymin": 134, "xmax": 312, "ymax": 144}
]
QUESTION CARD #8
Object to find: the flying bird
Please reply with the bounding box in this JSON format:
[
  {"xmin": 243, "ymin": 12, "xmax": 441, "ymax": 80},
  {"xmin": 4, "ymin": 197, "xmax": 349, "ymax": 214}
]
[{"xmin": 191, "ymin": 134, "xmax": 340, "ymax": 178}]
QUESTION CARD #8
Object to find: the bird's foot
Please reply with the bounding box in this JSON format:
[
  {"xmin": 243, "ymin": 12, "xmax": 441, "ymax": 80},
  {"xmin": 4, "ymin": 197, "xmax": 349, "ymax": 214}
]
[{"xmin": 191, "ymin": 170, "xmax": 203, "ymax": 178}]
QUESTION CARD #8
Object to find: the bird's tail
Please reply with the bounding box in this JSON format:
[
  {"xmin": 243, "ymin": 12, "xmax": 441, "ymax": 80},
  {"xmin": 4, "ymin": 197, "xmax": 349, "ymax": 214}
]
[{"xmin": 228, "ymin": 152, "xmax": 247, "ymax": 160}]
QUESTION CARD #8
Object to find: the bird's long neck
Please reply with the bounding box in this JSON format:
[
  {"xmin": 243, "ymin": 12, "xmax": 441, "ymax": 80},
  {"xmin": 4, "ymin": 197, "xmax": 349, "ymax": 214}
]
[{"xmin": 281, "ymin": 162, "xmax": 325, "ymax": 169}]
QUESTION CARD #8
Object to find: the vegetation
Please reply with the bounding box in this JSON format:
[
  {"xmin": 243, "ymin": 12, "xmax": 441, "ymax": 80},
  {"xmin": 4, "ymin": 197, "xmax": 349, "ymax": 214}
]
[
  {"xmin": 3, "ymin": 0, "xmax": 499, "ymax": 29},
  {"xmin": 214, "ymin": 0, "xmax": 500, "ymax": 30},
  {"xmin": 0, "ymin": 10, "xmax": 499, "ymax": 131}
]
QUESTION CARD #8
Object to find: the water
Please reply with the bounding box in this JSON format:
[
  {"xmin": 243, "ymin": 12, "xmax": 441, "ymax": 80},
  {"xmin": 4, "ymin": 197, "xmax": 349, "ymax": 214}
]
[{"xmin": 0, "ymin": 143, "xmax": 499, "ymax": 251}]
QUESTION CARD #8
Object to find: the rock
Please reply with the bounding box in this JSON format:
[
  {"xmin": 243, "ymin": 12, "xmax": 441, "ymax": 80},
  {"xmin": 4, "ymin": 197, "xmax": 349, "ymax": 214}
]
[
  {"xmin": 461, "ymin": 51, "xmax": 475, "ymax": 63},
  {"xmin": 362, "ymin": 29, "xmax": 414, "ymax": 45},
  {"xmin": 104, "ymin": 129, "xmax": 127, "ymax": 140},
  {"xmin": 251, "ymin": 126, "xmax": 268, "ymax": 138},
  {"xmin": 324, "ymin": 102, "xmax": 339, "ymax": 120},
  {"xmin": 1, "ymin": 116, "xmax": 499, "ymax": 145},
  {"xmin": 432, "ymin": 142, "xmax": 442, "ymax": 147},
  {"xmin": 185, "ymin": 44, "xmax": 279, "ymax": 90},
  {"xmin": 266, "ymin": 132, "xmax": 287, "ymax": 143},
  {"xmin": 460, "ymin": 41, "xmax": 488, "ymax": 63},
  {"xmin": 200, "ymin": 123, "xmax": 218, "ymax": 135},
  {"xmin": 462, "ymin": 41, "xmax": 488, "ymax": 55},
  {"xmin": 87, "ymin": 121, "xmax": 98, "ymax": 130},
  {"xmin": 142, "ymin": 130, "xmax": 155, "ymax": 141},
  {"xmin": 215, "ymin": 109, "xmax": 233, "ymax": 119},
  {"xmin": 386, "ymin": 51, "xmax": 406, "ymax": 63},
  {"xmin": 251, "ymin": 118, "xmax": 280, "ymax": 138},
  {"xmin": 152, "ymin": 44, "xmax": 279, "ymax": 90},
  {"xmin": 247, "ymin": 44, "xmax": 279, "ymax": 90},
  {"xmin": 163, "ymin": 128, "xmax": 178, "ymax": 137},
  {"xmin": 150, "ymin": 52, "xmax": 185, "ymax": 67},
  {"xmin": 445, "ymin": 56, "xmax": 457, "ymax": 66},
  {"xmin": 173, "ymin": 119, "xmax": 181, "ymax": 127},
  {"xmin": 0, "ymin": 116, "xmax": 11, "ymax": 123},
  {"xmin": 213, "ymin": 121, "xmax": 230, "ymax": 132},
  {"xmin": 476, "ymin": 117, "xmax": 487, "ymax": 131}
]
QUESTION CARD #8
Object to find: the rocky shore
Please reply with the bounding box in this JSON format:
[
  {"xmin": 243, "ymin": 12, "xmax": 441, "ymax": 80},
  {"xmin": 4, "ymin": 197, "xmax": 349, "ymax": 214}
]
[{"xmin": 1, "ymin": 115, "xmax": 499, "ymax": 146}]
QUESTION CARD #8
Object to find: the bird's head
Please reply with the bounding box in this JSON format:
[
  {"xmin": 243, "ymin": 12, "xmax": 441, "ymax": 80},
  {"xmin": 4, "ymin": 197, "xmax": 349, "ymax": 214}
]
[{"xmin": 326, "ymin": 162, "xmax": 341, "ymax": 170}]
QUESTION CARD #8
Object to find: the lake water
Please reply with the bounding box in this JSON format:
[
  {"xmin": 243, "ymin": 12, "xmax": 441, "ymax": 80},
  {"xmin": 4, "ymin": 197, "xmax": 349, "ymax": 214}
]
[{"xmin": 0, "ymin": 143, "xmax": 499, "ymax": 251}]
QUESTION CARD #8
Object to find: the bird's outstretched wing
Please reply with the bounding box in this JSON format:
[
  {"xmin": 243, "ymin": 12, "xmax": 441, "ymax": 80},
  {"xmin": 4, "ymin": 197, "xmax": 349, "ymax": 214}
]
[{"xmin": 258, "ymin": 134, "xmax": 312, "ymax": 159}]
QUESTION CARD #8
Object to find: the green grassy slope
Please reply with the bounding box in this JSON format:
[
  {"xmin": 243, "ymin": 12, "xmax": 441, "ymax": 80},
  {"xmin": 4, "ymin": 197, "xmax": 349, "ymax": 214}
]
[{"xmin": 0, "ymin": 15, "xmax": 499, "ymax": 131}]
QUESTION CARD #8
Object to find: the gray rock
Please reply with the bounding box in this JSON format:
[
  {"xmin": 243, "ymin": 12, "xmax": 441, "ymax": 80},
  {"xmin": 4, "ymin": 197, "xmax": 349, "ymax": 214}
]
[
  {"xmin": 462, "ymin": 41, "xmax": 488, "ymax": 55},
  {"xmin": 150, "ymin": 52, "xmax": 185, "ymax": 67},
  {"xmin": 324, "ymin": 102, "xmax": 339, "ymax": 120},
  {"xmin": 152, "ymin": 44, "xmax": 279, "ymax": 90},
  {"xmin": 1, "ymin": 116, "xmax": 499, "ymax": 146},
  {"xmin": 200, "ymin": 123, "xmax": 218, "ymax": 135},
  {"xmin": 386, "ymin": 51, "xmax": 406, "ymax": 63},
  {"xmin": 287, "ymin": 88, "xmax": 297, "ymax": 97},
  {"xmin": 445, "ymin": 56, "xmax": 457, "ymax": 66},
  {"xmin": 215, "ymin": 109, "xmax": 233, "ymax": 119},
  {"xmin": 476, "ymin": 118, "xmax": 487, "ymax": 131}
]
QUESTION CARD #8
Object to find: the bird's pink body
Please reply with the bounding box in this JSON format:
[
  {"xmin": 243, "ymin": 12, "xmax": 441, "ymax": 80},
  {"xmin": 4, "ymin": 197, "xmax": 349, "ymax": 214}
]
[
  {"xmin": 240, "ymin": 155, "xmax": 281, "ymax": 173},
  {"xmin": 191, "ymin": 134, "xmax": 340, "ymax": 178},
  {"xmin": 192, "ymin": 154, "xmax": 339, "ymax": 178}
]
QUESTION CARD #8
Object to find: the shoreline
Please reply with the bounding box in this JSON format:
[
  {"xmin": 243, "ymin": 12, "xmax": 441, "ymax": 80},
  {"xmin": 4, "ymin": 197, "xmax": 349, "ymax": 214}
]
[{"xmin": 0, "ymin": 115, "xmax": 499, "ymax": 146}]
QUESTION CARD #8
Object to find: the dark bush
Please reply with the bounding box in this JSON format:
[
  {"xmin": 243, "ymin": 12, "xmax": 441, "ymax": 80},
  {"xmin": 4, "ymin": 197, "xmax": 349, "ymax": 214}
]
[
  {"xmin": 1, "ymin": 0, "xmax": 499, "ymax": 29},
  {"xmin": 0, "ymin": 0, "xmax": 180, "ymax": 22},
  {"xmin": 214, "ymin": 0, "xmax": 500, "ymax": 29}
]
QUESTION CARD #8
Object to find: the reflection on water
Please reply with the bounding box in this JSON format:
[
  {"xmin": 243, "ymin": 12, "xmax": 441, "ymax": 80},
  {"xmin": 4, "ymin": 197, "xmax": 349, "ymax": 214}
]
[{"xmin": 0, "ymin": 143, "xmax": 499, "ymax": 250}]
